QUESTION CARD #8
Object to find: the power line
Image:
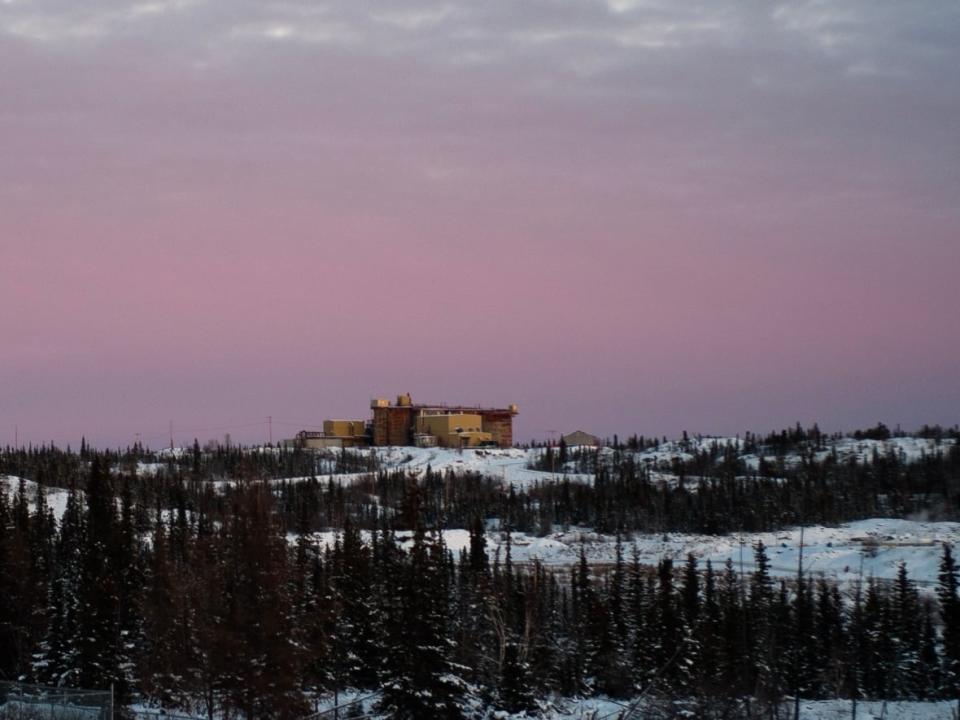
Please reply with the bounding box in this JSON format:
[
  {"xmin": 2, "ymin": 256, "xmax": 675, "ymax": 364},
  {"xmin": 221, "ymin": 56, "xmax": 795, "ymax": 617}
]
[
  {"xmin": 174, "ymin": 420, "xmax": 266, "ymax": 433},
  {"xmin": 135, "ymin": 420, "xmax": 271, "ymax": 445}
]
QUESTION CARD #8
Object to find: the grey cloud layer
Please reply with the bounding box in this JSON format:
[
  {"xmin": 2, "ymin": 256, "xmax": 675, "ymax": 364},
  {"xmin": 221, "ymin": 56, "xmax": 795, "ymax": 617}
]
[{"xmin": 2, "ymin": 0, "xmax": 959, "ymax": 235}]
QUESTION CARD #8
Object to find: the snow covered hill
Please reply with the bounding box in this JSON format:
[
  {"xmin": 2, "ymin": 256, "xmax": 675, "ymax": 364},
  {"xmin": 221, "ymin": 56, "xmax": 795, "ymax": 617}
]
[
  {"xmin": 299, "ymin": 516, "xmax": 959, "ymax": 587},
  {"xmin": 5, "ymin": 432, "xmax": 958, "ymax": 585},
  {"xmin": 355, "ymin": 435, "xmax": 957, "ymax": 489}
]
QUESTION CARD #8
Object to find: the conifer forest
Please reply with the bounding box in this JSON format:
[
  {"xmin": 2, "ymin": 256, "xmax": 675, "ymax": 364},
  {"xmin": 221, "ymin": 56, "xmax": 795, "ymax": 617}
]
[{"xmin": 1, "ymin": 426, "xmax": 960, "ymax": 718}]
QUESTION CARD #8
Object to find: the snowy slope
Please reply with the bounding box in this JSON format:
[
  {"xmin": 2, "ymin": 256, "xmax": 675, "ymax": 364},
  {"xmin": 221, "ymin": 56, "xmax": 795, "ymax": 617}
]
[
  {"xmin": 364, "ymin": 436, "xmax": 955, "ymax": 489},
  {"xmin": 300, "ymin": 517, "xmax": 960, "ymax": 586},
  {"xmin": 0, "ymin": 475, "xmax": 73, "ymax": 522},
  {"xmin": 541, "ymin": 697, "xmax": 958, "ymax": 719},
  {"xmin": 374, "ymin": 445, "xmax": 592, "ymax": 487},
  {"xmin": 11, "ymin": 467, "xmax": 954, "ymax": 588},
  {"xmin": 142, "ymin": 435, "xmax": 957, "ymax": 489}
]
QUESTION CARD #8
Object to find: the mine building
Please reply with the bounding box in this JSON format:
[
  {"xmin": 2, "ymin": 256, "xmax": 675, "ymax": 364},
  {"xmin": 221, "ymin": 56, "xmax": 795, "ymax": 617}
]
[
  {"xmin": 371, "ymin": 393, "xmax": 518, "ymax": 448},
  {"xmin": 288, "ymin": 393, "xmax": 518, "ymax": 449},
  {"xmin": 293, "ymin": 419, "xmax": 369, "ymax": 449},
  {"xmin": 561, "ymin": 430, "xmax": 601, "ymax": 447}
]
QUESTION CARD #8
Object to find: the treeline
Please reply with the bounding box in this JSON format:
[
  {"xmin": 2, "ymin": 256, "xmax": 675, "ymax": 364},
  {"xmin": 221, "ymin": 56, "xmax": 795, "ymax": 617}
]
[
  {"xmin": 529, "ymin": 423, "xmax": 960, "ymax": 457},
  {"xmin": 3, "ymin": 460, "xmax": 960, "ymax": 718},
  {"xmin": 6, "ymin": 443, "xmax": 960, "ymax": 540},
  {"xmin": 269, "ymin": 439, "xmax": 960, "ymax": 535},
  {"xmin": 0, "ymin": 440, "xmax": 378, "ymax": 489},
  {"xmin": 517, "ymin": 440, "xmax": 960, "ymax": 534},
  {"xmin": 4, "ymin": 433, "xmax": 960, "ymax": 541}
]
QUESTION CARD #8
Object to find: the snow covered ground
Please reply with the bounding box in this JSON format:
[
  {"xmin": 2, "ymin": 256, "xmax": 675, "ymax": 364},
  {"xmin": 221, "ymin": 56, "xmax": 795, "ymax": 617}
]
[
  {"xmin": 0, "ymin": 475, "xmax": 73, "ymax": 522},
  {"xmin": 199, "ymin": 446, "xmax": 586, "ymax": 490},
  {"xmin": 483, "ymin": 519, "xmax": 960, "ymax": 586},
  {"xmin": 65, "ymin": 435, "xmax": 956, "ymax": 490},
  {"xmin": 7, "ymin": 431, "xmax": 960, "ymax": 587},
  {"xmin": 373, "ymin": 445, "xmax": 593, "ymax": 488},
  {"xmin": 541, "ymin": 697, "xmax": 959, "ymax": 719},
  {"xmin": 299, "ymin": 516, "xmax": 960, "ymax": 586},
  {"xmin": 296, "ymin": 436, "xmax": 957, "ymax": 490},
  {"xmin": 632, "ymin": 435, "xmax": 954, "ymax": 470},
  {"xmin": 5, "ymin": 470, "xmax": 958, "ymax": 587},
  {"xmin": 793, "ymin": 699, "xmax": 958, "ymax": 719},
  {"xmin": 126, "ymin": 695, "xmax": 960, "ymax": 719}
]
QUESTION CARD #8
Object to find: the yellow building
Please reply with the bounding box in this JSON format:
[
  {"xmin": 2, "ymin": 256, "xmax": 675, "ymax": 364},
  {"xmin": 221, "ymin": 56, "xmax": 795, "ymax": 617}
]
[
  {"xmin": 293, "ymin": 393, "xmax": 517, "ymax": 449},
  {"xmin": 291, "ymin": 419, "xmax": 369, "ymax": 449},
  {"xmin": 371, "ymin": 394, "xmax": 518, "ymax": 447},
  {"xmin": 415, "ymin": 413, "xmax": 495, "ymax": 448},
  {"xmin": 323, "ymin": 420, "xmax": 367, "ymax": 438}
]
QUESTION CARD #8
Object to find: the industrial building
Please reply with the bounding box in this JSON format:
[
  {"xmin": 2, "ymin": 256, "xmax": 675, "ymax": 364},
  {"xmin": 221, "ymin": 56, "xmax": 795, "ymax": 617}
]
[
  {"xmin": 290, "ymin": 393, "xmax": 518, "ymax": 449},
  {"xmin": 293, "ymin": 419, "xmax": 369, "ymax": 449},
  {"xmin": 561, "ymin": 430, "xmax": 601, "ymax": 447},
  {"xmin": 372, "ymin": 393, "xmax": 518, "ymax": 448}
]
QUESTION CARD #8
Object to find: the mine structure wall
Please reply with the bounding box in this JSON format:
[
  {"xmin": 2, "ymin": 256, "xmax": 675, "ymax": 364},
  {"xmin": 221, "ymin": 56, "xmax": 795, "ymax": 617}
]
[{"xmin": 370, "ymin": 397, "xmax": 517, "ymax": 448}]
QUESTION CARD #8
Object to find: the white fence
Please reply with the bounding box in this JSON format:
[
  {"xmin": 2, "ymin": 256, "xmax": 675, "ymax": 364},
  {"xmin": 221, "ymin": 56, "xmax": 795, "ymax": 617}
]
[{"xmin": 0, "ymin": 682, "xmax": 112, "ymax": 720}]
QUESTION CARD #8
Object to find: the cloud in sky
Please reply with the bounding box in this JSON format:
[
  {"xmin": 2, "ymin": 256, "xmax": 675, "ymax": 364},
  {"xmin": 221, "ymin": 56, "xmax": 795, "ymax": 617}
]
[{"xmin": 1, "ymin": 0, "xmax": 958, "ymax": 446}]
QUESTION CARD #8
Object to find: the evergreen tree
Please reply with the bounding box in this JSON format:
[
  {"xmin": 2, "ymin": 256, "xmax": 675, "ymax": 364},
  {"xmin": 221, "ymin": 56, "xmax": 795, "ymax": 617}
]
[
  {"xmin": 749, "ymin": 541, "xmax": 778, "ymax": 703},
  {"xmin": 939, "ymin": 544, "xmax": 960, "ymax": 704},
  {"xmin": 331, "ymin": 517, "xmax": 380, "ymax": 688},
  {"xmin": 654, "ymin": 558, "xmax": 681, "ymax": 683},
  {"xmin": 676, "ymin": 553, "xmax": 701, "ymax": 698},
  {"xmin": 497, "ymin": 636, "xmax": 536, "ymax": 714},
  {"xmin": 814, "ymin": 578, "xmax": 845, "ymax": 697},
  {"xmin": 139, "ymin": 520, "xmax": 185, "ymax": 708},
  {"xmin": 918, "ymin": 602, "xmax": 941, "ymax": 698},
  {"xmin": 221, "ymin": 485, "xmax": 306, "ymax": 718},
  {"xmin": 33, "ymin": 481, "xmax": 83, "ymax": 686},
  {"xmin": 697, "ymin": 560, "xmax": 722, "ymax": 699},
  {"xmin": 70, "ymin": 457, "xmax": 122, "ymax": 690},
  {"xmin": 0, "ymin": 485, "xmax": 16, "ymax": 679},
  {"xmin": 379, "ymin": 525, "xmax": 468, "ymax": 719},
  {"xmin": 890, "ymin": 562, "xmax": 922, "ymax": 697},
  {"xmin": 862, "ymin": 577, "xmax": 893, "ymax": 697},
  {"xmin": 717, "ymin": 558, "xmax": 748, "ymax": 698},
  {"xmin": 629, "ymin": 547, "xmax": 655, "ymax": 690}
]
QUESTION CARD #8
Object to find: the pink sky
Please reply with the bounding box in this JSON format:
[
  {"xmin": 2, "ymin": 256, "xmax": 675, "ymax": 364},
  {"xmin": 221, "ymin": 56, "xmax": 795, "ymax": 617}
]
[{"xmin": 2, "ymin": 0, "xmax": 959, "ymax": 448}]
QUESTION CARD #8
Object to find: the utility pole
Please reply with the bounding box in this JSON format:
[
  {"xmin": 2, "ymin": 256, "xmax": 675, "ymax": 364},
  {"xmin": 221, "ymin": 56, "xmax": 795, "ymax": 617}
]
[
  {"xmin": 739, "ymin": 527, "xmax": 752, "ymax": 720},
  {"xmin": 268, "ymin": 416, "xmax": 273, "ymax": 446},
  {"xmin": 794, "ymin": 526, "xmax": 805, "ymax": 720},
  {"xmin": 14, "ymin": 423, "xmax": 17, "ymax": 449},
  {"xmin": 169, "ymin": 420, "xmax": 174, "ymax": 450},
  {"xmin": 852, "ymin": 551, "xmax": 865, "ymax": 720}
]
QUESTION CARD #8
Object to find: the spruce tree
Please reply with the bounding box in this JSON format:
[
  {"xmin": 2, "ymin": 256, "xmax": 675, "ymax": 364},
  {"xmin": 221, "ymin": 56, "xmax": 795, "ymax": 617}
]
[
  {"xmin": 749, "ymin": 541, "xmax": 777, "ymax": 703},
  {"xmin": 33, "ymin": 481, "xmax": 83, "ymax": 686},
  {"xmin": 332, "ymin": 517, "xmax": 380, "ymax": 688},
  {"xmin": 139, "ymin": 520, "xmax": 185, "ymax": 708},
  {"xmin": 0, "ymin": 485, "xmax": 16, "ymax": 679},
  {"xmin": 379, "ymin": 525, "xmax": 467, "ymax": 719},
  {"xmin": 938, "ymin": 544, "xmax": 960, "ymax": 704},
  {"xmin": 71, "ymin": 456, "xmax": 122, "ymax": 690},
  {"xmin": 697, "ymin": 560, "xmax": 722, "ymax": 699},
  {"xmin": 221, "ymin": 484, "xmax": 306, "ymax": 718},
  {"xmin": 891, "ymin": 562, "xmax": 922, "ymax": 697}
]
